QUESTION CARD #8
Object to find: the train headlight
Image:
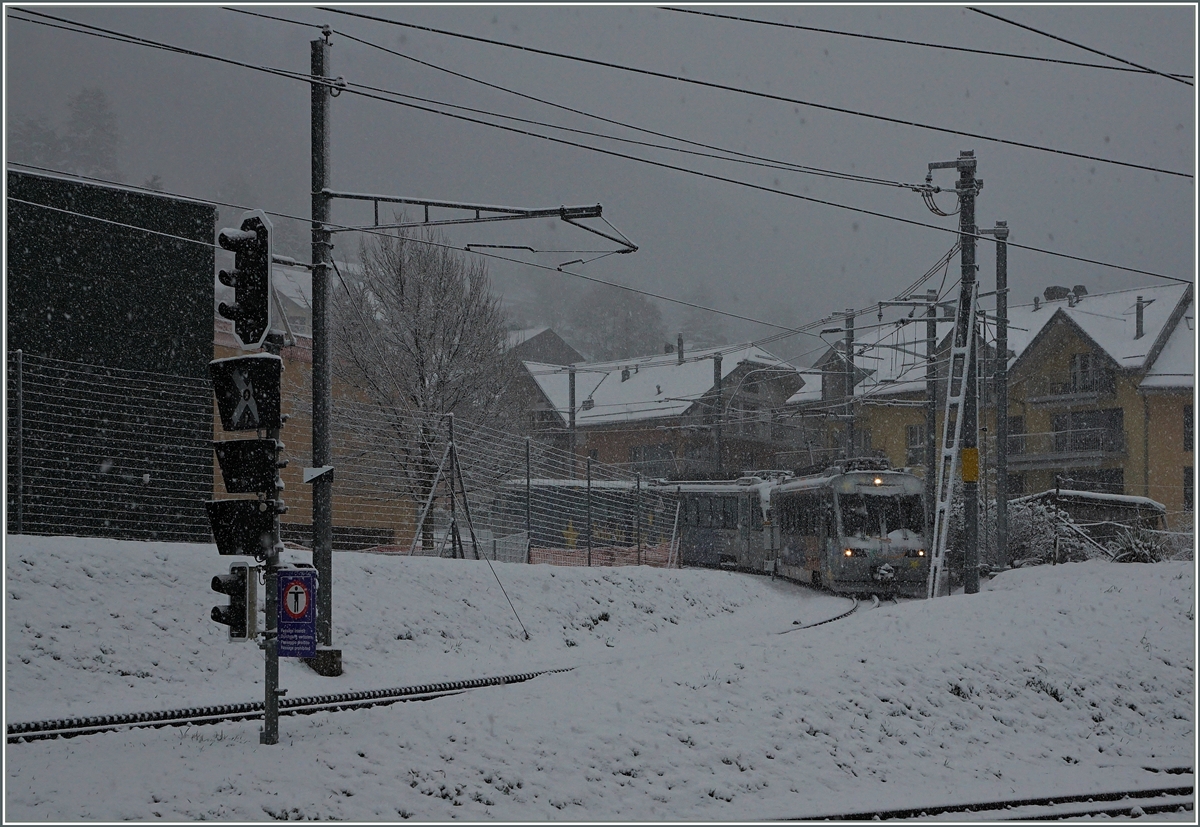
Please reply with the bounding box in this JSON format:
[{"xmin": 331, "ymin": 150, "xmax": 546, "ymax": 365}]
[
  {"xmin": 843, "ymin": 548, "xmax": 854, "ymax": 557},
  {"xmin": 918, "ymin": 549, "xmax": 925, "ymax": 557},
  {"xmin": 873, "ymin": 476, "xmax": 883, "ymax": 486}
]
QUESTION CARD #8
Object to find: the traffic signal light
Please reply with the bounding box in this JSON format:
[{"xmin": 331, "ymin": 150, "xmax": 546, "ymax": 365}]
[
  {"xmin": 217, "ymin": 209, "xmax": 273, "ymax": 349},
  {"xmin": 211, "ymin": 561, "xmax": 256, "ymax": 641},
  {"xmin": 209, "ymin": 353, "xmax": 283, "ymax": 432},
  {"xmin": 206, "ymin": 499, "xmax": 280, "ymax": 556},
  {"xmin": 207, "ymin": 353, "xmax": 286, "ymax": 555},
  {"xmin": 214, "ymin": 439, "xmax": 286, "ymax": 493}
]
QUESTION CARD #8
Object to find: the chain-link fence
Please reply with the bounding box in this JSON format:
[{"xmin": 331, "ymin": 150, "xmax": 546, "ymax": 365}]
[
  {"xmin": 331, "ymin": 397, "xmax": 681, "ymax": 568},
  {"xmin": 6, "ymin": 351, "xmax": 213, "ymax": 542},
  {"xmin": 7, "ymin": 351, "xmax": 680, "ymax": 567}
]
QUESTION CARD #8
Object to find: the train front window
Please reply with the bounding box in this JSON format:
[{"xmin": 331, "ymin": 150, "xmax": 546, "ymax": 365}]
[{"xmin": 838, "ymin": 493, "xmax": 924, "ymax": 537}]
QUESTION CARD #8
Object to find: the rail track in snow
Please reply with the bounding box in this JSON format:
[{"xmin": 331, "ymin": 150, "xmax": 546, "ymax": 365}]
[
  {"xmin": 781, "ymin": 769, "xmax": 1194, "ymax": 820},
  {"xmin": 8, "ymin": 590, "xmax": 869, "ymax": 744},
  {"xmin": 6, "ymin": 668, "xmax": 572, "ymax": 744}
]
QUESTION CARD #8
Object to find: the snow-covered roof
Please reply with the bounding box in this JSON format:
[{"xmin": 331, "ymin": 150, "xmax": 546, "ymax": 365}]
[
  {"xmin": 1140, "ymin": 300, "xmax": 1194, "ymax": 390},
  {"xmin": 1007, "ymin": 283, "xmax": 1192, "ymax": 372},
  {"xmin": 785, "ymin": 369, "xmax": 823, "ymax": 405},
  {"xmin": 1011, "ymin": 488, "xmax": 1166, "ymax": 513},
  {"xmin": 525, "ymin": 344, "xmax": 799, "ymax": 426},
  {"xmin": 507, "ymin": 327, "xmax": 549, "ymax": 349}
]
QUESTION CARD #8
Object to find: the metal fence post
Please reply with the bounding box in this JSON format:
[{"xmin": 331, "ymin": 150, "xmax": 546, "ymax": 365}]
[
  {"xmin": 14, "ymin": 349, "xmax": 23, "ymax": 535},
  {"xmin": 525, "ymin": 437, "xmax": 531, "ymax": 563},
  {"xmin": 586, "ymin": 456, "xmax": 592, "ymax": 567},
  {"xmin": 636, "ymin": 471, "xmax": 642, "ymax": 565}
]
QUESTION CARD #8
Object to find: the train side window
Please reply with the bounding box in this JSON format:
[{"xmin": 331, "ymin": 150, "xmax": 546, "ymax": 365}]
[
  {"xmin": 725, "ymin": 497, "xmax": 738, "ymax": 529},
  {"xmin": 749, "ymin": 495, "xmax": 762, "ymax": 530}
]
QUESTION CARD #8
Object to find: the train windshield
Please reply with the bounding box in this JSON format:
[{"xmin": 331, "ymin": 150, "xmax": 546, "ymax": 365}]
[{"xmin": 838, "ymin": 493, "xmax": 924, "ymax": 538}]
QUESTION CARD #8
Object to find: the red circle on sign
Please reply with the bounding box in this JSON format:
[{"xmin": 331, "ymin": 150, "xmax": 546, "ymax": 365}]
[{"xmin": 283, "ymin": 580, "xmax": 310, "ymax": 619}]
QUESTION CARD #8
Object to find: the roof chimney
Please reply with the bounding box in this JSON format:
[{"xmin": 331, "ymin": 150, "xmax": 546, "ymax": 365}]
[
  {"xmin": 1135, "ymin": 295, "xmax": 1145, "ymax": 340},
  {"xmin": 677, "ymin": 333, "xmax": 684, "ymax": 364},
  {"xmin": 1033, "ymin": 296, "xmax": 1040, "ymax": 311},
  {"xmin": 1067, "ymin": 291, "xmax": 1077, "ymax": 307},
  {"xmin": 1072, "ymin": 284, "xmax": 1088, "ymax": 297}
]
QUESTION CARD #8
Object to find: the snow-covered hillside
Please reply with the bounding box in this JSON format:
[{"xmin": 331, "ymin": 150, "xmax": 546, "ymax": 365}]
[{"xmin": 5, "ymin": 534, "xmax": 1194, "ymax": 821}]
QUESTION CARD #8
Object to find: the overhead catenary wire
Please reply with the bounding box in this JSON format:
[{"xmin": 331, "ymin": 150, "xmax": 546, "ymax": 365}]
[
  {"xmin": 967, "ymin": 6, "xmax": 1193, "ymax": 87},
  {"xmin": 16, "ymin": 8, "xmax": 1187, "ymax": 180},
  {"xmin": 663, "ymin": 7, "xmax": 1193, "ymax": 80},
  {"xmin": 316, "ymin": 6, "xmax": 1193, "ymax": 179},
  {"xmin": 6, "ymin": 18, "xmax": 1192, "ymax": 284}
]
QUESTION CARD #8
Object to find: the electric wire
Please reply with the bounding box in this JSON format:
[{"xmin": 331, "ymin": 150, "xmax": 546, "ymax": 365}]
[
  {"xmin": 317, "ymin": 6, "xmax": 1193, "ymax": 179},
  {"xmin": 968, "ymin": 6, "xmax": 1193, "ymax": 87},
  {"xmin": 6, "ymin": 15, "xmax": 1192, "ymax": 284},
  {"xmin": 325, "ymin": 23, "xmax": 918, "ymax": 190},
  {"xmin": 221, "ymin": 7, "xmax": 922, "ymax": 191},
  {"xmin": 664, "ymin": 7, "xmax": 1194, "ymax": 80}
]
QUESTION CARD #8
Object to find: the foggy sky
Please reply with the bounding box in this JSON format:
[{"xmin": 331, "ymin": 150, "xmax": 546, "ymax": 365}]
[{"xmin": 5, "ymin": 5, "xmax": 1195, "ymax": 365}]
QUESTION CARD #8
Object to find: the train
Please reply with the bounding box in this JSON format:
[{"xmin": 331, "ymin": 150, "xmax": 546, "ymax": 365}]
[
  {"xmin": 771, "ymin": 468, "xmax": 928, "ymax": 598},
  {"xmin": 495, "ymin": 462, "xmax": 930, "ymax": 598}
]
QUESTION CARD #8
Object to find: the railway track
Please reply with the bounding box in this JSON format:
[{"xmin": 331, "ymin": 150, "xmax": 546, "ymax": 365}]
[
  {"xmin": 7, "ymin": 667, "xmax": 572, "ymax": 744},
  {"xmin": 781, "ymin": 770, "xmax": 1194, "ymax": 820},
  {"xmin": 9, "ymin": 593, "xmax": 871, "ymax": 744},
  {"xmin": 778, "ymin": 595, "xmax": 860, "ymax": 633}
]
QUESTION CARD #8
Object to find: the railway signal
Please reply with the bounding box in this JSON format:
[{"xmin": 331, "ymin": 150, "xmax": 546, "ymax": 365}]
[
  {"xmin": 217, "ymin": 209, "xmax": 273, "ymax": 350},
  {"xmin": 211, "ymin": 561, "xmax": 256, "ymax": 641},
  {"xmin": 206, "ymin": 349, "xmax": 290, "ymax": 744}
]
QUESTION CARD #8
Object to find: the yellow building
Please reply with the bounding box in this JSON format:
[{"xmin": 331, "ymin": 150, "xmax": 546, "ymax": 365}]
[
  {"xmin": 795, "ymin": 284, "xmax": 1193, "ymax": 532},
  {"xmin": 1004, "ymin": 284, "xmax": 1193, "ymax": 518}
]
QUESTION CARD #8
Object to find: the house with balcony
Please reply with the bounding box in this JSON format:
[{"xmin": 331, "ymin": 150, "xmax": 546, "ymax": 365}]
[
  {"xmin": 1004, "ymin": 282, "xmax": 1193, "ymax": 507},
  {"xmin": 520, "ymin": 343, "xmax": 804, "ymax": 478}
]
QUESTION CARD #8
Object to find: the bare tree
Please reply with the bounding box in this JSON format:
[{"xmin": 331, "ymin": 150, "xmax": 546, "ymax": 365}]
[{"xmin": 333, "ymin": 224, "xmax": 523, "ymax": 550}]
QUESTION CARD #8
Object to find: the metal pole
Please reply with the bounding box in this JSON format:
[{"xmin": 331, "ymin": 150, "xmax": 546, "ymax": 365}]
[
  {"xmin": 635, "ymin": 471, "xmax": 642, "ymax": 565},
  {"xmin": 448, "ymin": 414, "xmax": 458, "ymax": 557},
  {"xmin": 525, "ymin": 436, "xmax": 531, "ymax": 556},
  {"xmin": 924, "ymin": 292, "xmax": 937, "ymax": 549},
  {"xmin": 993, "ymin": 221, "xmax": 1010, "ymax": 568},
  {"xmin": 957, "ymin": 151, "xmax": 981, "ymax": 595},
  {"xmin": 569, "ymin": 366, "xmax": 577, "ymax": 480},
  {"xmin": 261, "ymin": 423, "xmax": 284, "ymax": 745},
  {"xmin": 586, "ymin": 456, "xmax": 592, "ymax": 567},
  {"xmin": 844, "ymin": 309, "xmax": 855, "ymax": 461},
  {"xmin": 714, "ymin": 354, "xmax": 723, "ymax": 476},
  {"xmin": 310, "ymin": 37, "xmax": 336, "ymax": 656},
  {"xmin": 15, "ymin": 349, "xmax": 23, "ymax": 535}
]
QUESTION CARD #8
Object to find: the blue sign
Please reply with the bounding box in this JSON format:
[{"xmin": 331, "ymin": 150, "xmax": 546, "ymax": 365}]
[{"xmin": 277, "ymin": 569, "xmax": 317, "ymax": 658}]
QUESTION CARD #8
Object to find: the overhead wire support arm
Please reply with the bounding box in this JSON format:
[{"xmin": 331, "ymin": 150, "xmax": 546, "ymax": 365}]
[{"xmin": 322, "ymin": 190, "xmax": 636, "ymax": 253}]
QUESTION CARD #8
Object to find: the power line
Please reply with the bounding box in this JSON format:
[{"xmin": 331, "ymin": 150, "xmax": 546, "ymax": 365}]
[
  {"xmin": 968, "ymin": 7, "xmax": 1193, "ymax": 87},
  {"xmin": 327, "ymin": 30, "xmax": 916, "ymax": 190},
  {"xmin": 664, "ymin": 7, "xmax": 1194, "ymax": 81},
  {"xmin": 317, "ymin": 6, "xmax": 1193, "ymax": 179},
  {"xmin": 8, "ymin": 14, "xmax": 1191, "ymax": 284},
  {"xmin": 223, "ymin": 6, "xmax": 920, "ymax": 191},
  {"xmin": 320, "ymin": 86, "xmax": 1193, "ymax": 285},
  {"xmin": 9, "ymin": 9, "xmax": 316, "ymax": 86}
]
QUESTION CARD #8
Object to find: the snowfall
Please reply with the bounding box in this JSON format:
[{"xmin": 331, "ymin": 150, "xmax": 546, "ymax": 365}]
[{"xmin": 4, "ymin": 533, "xmax": 1195, "ymax": 822}]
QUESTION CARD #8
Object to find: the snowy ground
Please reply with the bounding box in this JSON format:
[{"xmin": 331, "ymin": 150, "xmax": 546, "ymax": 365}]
[{"xmin": 5, "ymin": 534, "xmax": 1195, "ymax": 821}]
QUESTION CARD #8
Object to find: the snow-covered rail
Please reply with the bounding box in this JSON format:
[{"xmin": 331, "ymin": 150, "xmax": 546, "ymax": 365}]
[
  {"xmin": 778, "ymin": 596, "xmax": 859, "ymax": 634},
  {"xmin": 778, "ymin": 770, "xmax": 1193, "ymax": 820},
  {"xmin": 7, "ymin": 668, "xmax": 573, "ymax": 744}
]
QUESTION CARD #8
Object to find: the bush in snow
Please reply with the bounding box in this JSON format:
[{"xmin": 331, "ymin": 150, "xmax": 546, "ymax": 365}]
[{"xmin": 1106, "ymin": 526, "xmax": 1173, "ymax": 563}]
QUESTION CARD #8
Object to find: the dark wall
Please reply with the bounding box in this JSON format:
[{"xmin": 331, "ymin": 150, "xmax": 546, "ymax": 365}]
[
  {"xmin": 7, "ymin": 171, "xmax": 217, "ymax": 541},
  {"xmin": 7, "ymin": 170, "xmax": 215, "ymax": 377}
]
